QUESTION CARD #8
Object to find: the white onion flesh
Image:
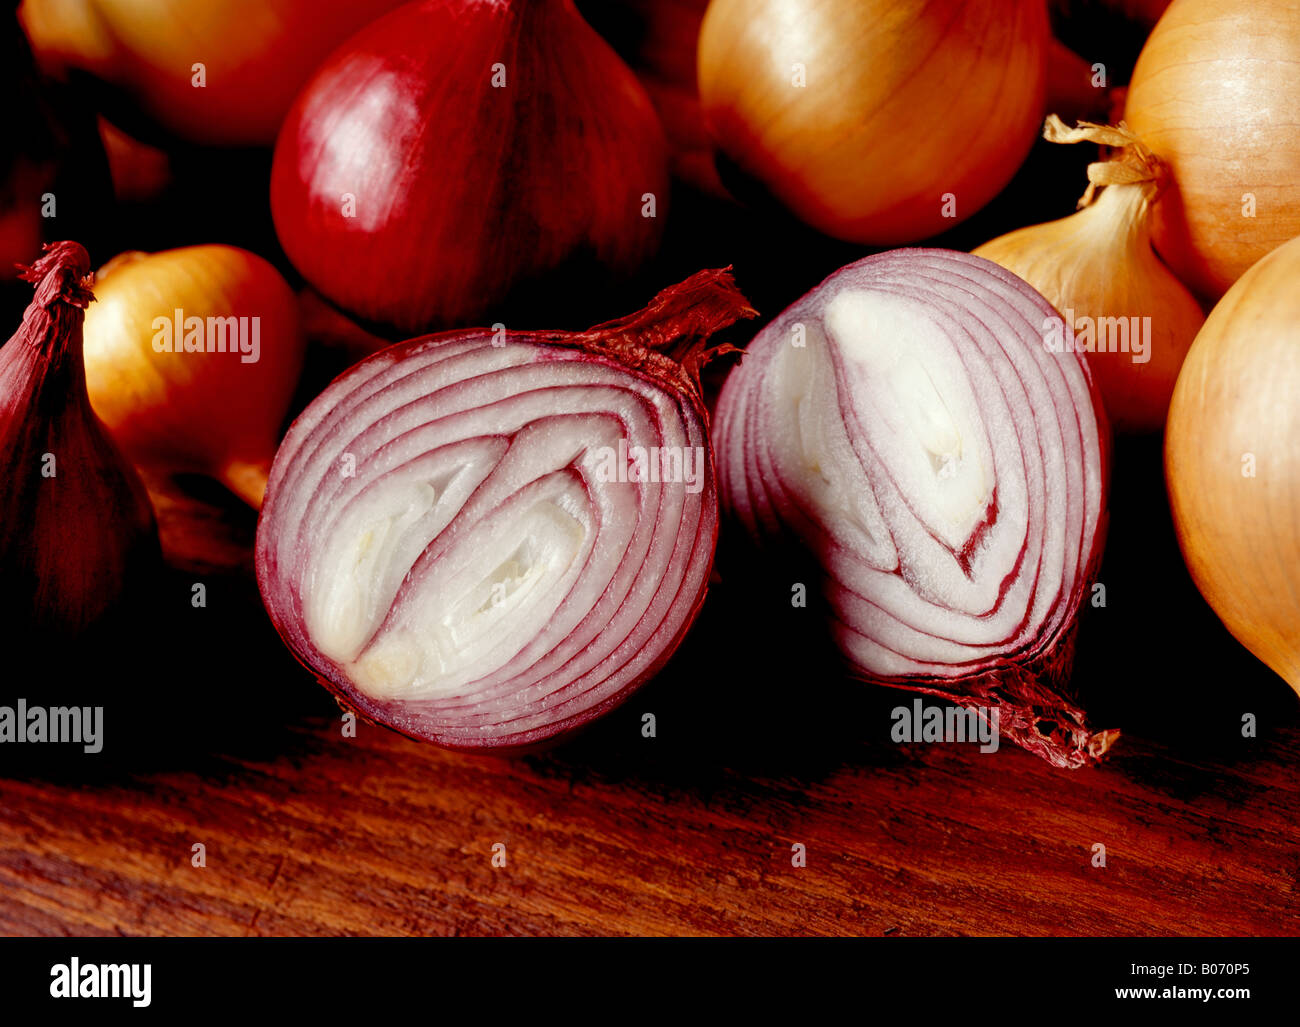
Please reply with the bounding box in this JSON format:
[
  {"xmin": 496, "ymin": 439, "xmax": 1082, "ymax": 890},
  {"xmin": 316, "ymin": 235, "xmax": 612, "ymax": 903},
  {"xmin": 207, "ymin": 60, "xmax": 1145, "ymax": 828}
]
[
  {"xmin": 715, "ymin": 249, "xmax": 1114, "ymax": 768},
  {"xmin": 257, "ymin": 332, "xmax": 718, "ymax": 751}
]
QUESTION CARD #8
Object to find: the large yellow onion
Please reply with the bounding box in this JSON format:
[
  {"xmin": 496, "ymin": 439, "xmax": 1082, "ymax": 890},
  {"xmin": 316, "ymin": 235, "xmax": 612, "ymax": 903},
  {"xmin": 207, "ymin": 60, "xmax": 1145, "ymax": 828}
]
[
  {"xmin": 1126, "ymin": 0, "xmax": 1300, "ymax": 300},
  {"xmin": 697, "ymin": 0, "xmax": 1049, "ymax": 243},
  {"xmin": 1166, "ymin": 233, "xmax": 1300, "ymax": 695}
]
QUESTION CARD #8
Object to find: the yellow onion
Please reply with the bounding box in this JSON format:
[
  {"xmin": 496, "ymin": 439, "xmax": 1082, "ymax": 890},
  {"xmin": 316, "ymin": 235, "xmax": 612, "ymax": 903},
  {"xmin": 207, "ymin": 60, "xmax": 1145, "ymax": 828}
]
[
  {"xmin": 1125, "ymin": 0, "xmax": 1300, "ymax": 300},
  {"xmin": 19, "ymin": 0, "xmax": 409, "ymax": 146},
  {"xmin": 1166, "ymin": 233, "xmax": 1300, "ymax": 696},
  {"xmin": 973, "ymin": 117, "xmax": 1204, "ymax": 433},
  {"xmin": 697, "ymin": 0, "xmax": 1049, "ymax": 243},
  {"xmin": 82, "ymin": 246, "xmax": 304, "ymax": 508}
]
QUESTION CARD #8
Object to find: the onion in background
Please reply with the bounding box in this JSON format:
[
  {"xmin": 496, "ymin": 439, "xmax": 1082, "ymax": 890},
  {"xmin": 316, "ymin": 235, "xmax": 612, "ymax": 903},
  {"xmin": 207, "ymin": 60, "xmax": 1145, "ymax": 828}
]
[
  {"xmin": 0, "ymin": 242, "xmax": 158, "ymax": 642},
  {"xmin": 271, "ymin": 0, "xmax": 669, "ymax": 334},
  {"xmin": 1125, "ymin": 0, "xmax": 1300, "ymax": 300},
  {"xmin": 82, "ymin": 245, "xmax": 304, "ymax": 508},
  {"xmin": 972, "ymin": 118, "xmax": 1204, "ymax": 434},
  {"xmin": 697, "ymin": 0, "xmax": 1049, "ymax": 243},
  {"xmin": 19, "ymin": 0, "xmax": 409, "ymax": 146},
  {"xmin": 1166, "ymin": 234, "xmax": 1300, "ymax": 697}
]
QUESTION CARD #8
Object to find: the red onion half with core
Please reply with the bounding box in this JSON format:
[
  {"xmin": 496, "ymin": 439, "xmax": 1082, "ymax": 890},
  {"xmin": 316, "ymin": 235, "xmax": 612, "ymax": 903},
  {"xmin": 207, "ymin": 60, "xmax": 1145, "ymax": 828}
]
[
  {"xmin": 715, "ymin": 249, "xmax": 1114, "ymax": 768},
  {"xmin": 256, "ymin": 271, "xmax": 754, "ymax": 751}
]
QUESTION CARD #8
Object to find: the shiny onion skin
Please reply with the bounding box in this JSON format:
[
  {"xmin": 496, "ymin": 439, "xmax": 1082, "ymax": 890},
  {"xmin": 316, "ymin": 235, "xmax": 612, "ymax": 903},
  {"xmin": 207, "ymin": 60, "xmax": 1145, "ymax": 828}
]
[
  {"xmin": 697, "ymin": 0, "xmax": 1049, "ymax": 243},
  {"xmin": 19, "ymin": 0, "xmax": 409, "ymax": 146},
  {"xmin": 1126, "ymin": 0, "xmax": 1300, "ymax": 300},
  {"xmin": 82, "ymin": 246, "xmax": 304, "ymax": 508},
  {"xmin": 271, "ymin": 0, "xmax": 669, "ymax": 334},
  {"xmin": 1166, "ymin": 235, "xmax": 1300, "ymax": 696},
  {"xmin": 256, "ymin": 270, "xmax": 754, "ymax": 752},
  {"xmin": 715, "ymin": 250, "xmax": 1114, "ymax": 768}
]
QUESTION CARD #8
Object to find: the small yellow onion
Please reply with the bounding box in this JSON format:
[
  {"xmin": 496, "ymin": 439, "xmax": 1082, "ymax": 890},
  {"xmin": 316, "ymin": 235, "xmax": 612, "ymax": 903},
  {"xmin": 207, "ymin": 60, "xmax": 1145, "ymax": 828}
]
[
  {"xmin": 973, "ymin": 117, "xmax": 1204, "ymax": 433},
  {"xmin": 1125, "ymin": 0, "xmax": 1300, "ymax": 300},
  {"xmin": 697, "ymin": 0, "xmax": 1049, "ymax": 243},
  {"xmin": 1166, "ymin": 233, "xmax": 1300, "ymax": 695},
  {"xmin": 82, "ymin": 245, "xmax": 304, "ymax": 508}
]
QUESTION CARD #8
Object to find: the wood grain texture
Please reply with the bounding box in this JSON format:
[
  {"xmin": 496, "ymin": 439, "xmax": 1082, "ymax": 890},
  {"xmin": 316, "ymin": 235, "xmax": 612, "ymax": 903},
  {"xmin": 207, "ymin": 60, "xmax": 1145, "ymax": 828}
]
[{"xmin": 2, "ymin": 690, "xmax": 1298, "ymax": 937}]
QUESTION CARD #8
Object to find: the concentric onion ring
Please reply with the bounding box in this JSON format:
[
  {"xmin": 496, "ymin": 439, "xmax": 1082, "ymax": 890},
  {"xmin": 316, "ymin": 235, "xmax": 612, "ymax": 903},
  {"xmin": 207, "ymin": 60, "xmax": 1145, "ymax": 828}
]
[
  {"xmin": 715, "ymin": 249, "xmax": 1114, "ymax": 767},
  {"xmin": 257, "ymin": 271, "xmax": 753, "ymax": 750}
]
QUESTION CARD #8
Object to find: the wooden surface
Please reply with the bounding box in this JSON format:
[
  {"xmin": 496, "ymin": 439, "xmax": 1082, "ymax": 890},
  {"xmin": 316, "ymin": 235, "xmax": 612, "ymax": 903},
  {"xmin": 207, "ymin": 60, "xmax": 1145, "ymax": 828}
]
[
  {"xmin": 2, "ymin": 438, "xmax": 1299, "ymax": 938},
  {"xmin": 3, "ymin": 656, "xmax": 1298, "ymax": 937}
]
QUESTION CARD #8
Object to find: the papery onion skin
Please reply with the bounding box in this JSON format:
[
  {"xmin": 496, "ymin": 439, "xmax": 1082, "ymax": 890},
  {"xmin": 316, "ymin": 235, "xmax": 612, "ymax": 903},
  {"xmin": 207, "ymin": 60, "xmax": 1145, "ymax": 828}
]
[
  {"xmin": 271, "ymin": 0, "xmax": 669, "ymax": 334},
  {"xmin": 973, "ymin": 127, "xmax": 1205, "ymax": 434},
  {"xmin": 19, "ymin": 0, "xmax": 410, "ymax": 146},
  {"xmin": 0, "ymin": 242, "xmax": 158, "ymax": 640},
  {"xmin": 1125, "ymin": 0, "xmax": 1300, "ymax": 300},
  {"xmin": 1166, "ymin": 234, "xmax": 1300, "ymax": 695},
  {"xmin": 715, "ymin": 249, "xmax": 1114, "ymax": 768},
  {"xmin": 82, "ymin": 245, "xmax": 304, "ymax": 508},
  {"xmin": 696, "ymin": 0, "xmax": 1049, "ymax": 243},
  {"xmin": 256, "ymin": 271, "xmax": 753, "ymax": 752}
]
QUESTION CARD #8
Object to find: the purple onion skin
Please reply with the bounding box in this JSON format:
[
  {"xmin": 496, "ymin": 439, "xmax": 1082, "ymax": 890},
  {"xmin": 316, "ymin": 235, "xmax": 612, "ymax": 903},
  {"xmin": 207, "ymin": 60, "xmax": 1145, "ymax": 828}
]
[
  {"xmin": 256, "ymin": 270, "xmax": 754, "ymax": 754},
  {"xmin": 0, "ymin": 242, "xmax": 159, "ymax": 643},
  {"xmin": 715, "ymin": 249, "xmax": 1114, "ymax": 768}
]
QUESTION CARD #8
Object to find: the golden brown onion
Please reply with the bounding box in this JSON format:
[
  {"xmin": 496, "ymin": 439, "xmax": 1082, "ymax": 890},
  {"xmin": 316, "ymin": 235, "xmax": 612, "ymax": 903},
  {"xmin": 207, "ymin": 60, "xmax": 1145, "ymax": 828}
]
[
  {"xmin": 697, "ymin": 0, "xmax": 1049, "ymax": 243},
  {"xmin": 82, "ymin": 246, "xmax": 304, "ymax": 508},
  {"xmin": 1126, "ymin": 0, "xmax": 1300, "ymax": 300},
  {"xmin": 973, "ymin": 118, "xmax": 1204, "ymax": 433}
]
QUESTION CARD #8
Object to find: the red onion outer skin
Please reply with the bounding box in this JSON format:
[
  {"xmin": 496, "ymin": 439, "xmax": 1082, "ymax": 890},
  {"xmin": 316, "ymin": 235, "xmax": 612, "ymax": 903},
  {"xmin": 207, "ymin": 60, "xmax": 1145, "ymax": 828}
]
[
  {"xmin": 715, "ymin": 249, "xmax": 1114, "ymax": 768},
  {"xmin": 256, "ymin": 271, "xmax": 752, "ymax": 751},
  {"xmin": 270, "ymin": 0, "xmax": 669, "ymax": 334},
  {"xmin": 0, "ymin": 242, "xmax": 158, "ymax": 640}
]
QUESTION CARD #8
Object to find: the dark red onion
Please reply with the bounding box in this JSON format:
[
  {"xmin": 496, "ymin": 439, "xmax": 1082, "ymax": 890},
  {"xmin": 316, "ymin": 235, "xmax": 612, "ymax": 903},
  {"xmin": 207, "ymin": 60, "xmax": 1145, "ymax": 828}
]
[
  {"xmin": 0, "ymin": 242, "xmax": 158, "ymax": 641},
  {"xmin": 270, "ymin": 0, "xmax": 669, "ymax": 333},
  {"xmin": 256, "ymin": 270, "xmax": 754, "ymax": 751},
  {"xmin": 715, "ymin": 249, "xmax": 1114, "ymax": 768}
]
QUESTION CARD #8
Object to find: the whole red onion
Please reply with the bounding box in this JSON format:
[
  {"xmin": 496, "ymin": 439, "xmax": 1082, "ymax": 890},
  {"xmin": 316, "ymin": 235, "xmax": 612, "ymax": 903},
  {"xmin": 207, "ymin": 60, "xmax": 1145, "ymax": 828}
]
[
  {"xmin": 256, "ymin": 270, "xmax": 754, "ymax": 751},
  {"xmin": 0, "ymin": 242, "xmax": 158, "ymax": 641},
  {"xmin": 271, "ymin": 0, "xmax": 670, "ymax": 333},
  {"xmin": 715, "ymin": 249, "xmax": 1114, "ymax": 768}
]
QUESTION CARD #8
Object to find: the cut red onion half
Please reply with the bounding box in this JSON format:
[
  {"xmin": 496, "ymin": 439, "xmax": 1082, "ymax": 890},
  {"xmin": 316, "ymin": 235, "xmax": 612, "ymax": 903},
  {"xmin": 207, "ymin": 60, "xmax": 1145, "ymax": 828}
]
[
  {"xmin": 715, "ymin": 249, "xmax": 1114, "ymax": 768},
  {"xmin": 256, "ymin": 271, "xmax": 754, "ymax": 751}
]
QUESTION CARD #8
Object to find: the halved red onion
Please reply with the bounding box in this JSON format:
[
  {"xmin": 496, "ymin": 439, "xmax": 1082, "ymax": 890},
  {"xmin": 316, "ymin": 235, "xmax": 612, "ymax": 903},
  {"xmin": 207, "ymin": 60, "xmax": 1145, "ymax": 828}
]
[
  {"xmin": 256, "ymin": 271, "xmax": 754, "ymax": 751},
  {"xmin": 715, "ymin": 249, "xmax": 1114, "ymax": 768}
]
